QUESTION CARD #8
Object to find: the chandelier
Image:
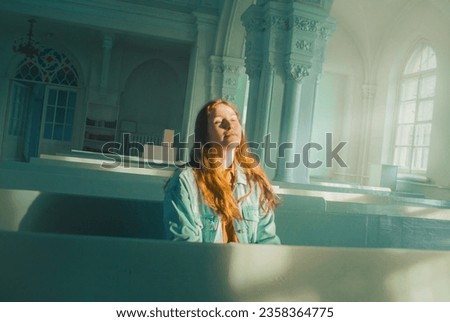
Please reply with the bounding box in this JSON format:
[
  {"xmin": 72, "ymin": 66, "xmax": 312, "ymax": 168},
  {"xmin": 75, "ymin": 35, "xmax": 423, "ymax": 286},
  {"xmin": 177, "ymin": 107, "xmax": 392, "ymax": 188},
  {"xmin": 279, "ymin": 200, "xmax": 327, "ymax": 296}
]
[{"xmin": 13, "ymin": 18, "xmax": 40, "ymax": 57}]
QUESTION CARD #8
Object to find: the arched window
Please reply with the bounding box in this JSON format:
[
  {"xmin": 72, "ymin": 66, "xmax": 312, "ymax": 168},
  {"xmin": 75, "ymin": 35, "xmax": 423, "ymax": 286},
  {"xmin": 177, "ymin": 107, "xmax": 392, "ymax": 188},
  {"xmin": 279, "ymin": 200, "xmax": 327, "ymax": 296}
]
[
  {"xmin": 14, "ymin": 47, "xmax": 79, "ymax": 86},
  {"xmin": 393, "ymin": 45, "xmax": 436, "ymax": 173},
  {"xmin": 4, "ymin": 47, "xmax": 80, "ymax": 160}
]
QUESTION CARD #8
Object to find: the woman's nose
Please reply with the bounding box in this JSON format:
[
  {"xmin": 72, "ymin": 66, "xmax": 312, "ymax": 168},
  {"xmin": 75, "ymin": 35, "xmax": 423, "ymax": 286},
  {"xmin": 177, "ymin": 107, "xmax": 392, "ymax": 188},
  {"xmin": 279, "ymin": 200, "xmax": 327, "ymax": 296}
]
[{"xmin": 221, "ymin": 119, "xmax": 231, "ymax": 129}]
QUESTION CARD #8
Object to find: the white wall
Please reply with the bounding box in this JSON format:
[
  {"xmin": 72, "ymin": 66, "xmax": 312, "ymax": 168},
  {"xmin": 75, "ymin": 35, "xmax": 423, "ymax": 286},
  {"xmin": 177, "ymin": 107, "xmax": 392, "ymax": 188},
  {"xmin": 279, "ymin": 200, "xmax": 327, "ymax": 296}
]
[
  {"xmin": 316, "ymin": 20, "xmax": 364, "ymax": 182},
  {"xmin": 372, "ymin": 0, "xmax": 450, "ymax": 188},
  {"xmin": 320, "ymin": 0, "xmax": 450, "ymax": 194}
]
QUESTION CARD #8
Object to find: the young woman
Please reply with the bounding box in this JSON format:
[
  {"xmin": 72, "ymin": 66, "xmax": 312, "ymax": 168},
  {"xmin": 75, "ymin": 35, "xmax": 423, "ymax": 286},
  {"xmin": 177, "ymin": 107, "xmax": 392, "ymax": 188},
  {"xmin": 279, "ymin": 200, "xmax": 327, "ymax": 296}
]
[{"xmin": 163, "ymin": 99, "xmax": 280, "ymax": 244}]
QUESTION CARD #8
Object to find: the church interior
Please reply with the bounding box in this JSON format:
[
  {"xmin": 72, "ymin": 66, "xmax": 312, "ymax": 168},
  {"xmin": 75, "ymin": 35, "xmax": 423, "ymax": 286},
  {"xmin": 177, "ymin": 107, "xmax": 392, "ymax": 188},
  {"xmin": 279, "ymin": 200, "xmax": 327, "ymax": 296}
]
[{"xmin": 1, "ymin": 0, "xmax": 450, "ymax": 301}]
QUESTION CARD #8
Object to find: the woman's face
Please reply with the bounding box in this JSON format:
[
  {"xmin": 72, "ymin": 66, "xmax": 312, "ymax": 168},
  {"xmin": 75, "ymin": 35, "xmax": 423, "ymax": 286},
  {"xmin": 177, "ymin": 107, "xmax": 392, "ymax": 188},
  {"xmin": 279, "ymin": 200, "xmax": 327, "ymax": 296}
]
[{"xmin": 207, "ymin": 103, "xmax": 242, "ymax": 149}]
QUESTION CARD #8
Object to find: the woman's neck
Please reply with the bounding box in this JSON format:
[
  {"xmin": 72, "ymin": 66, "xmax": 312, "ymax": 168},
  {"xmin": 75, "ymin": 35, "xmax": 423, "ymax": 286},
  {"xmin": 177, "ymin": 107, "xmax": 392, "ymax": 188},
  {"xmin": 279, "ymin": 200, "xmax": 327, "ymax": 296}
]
[{"xmin": 222, "ymin": 147, "xmax": 235, "ymax": 170}]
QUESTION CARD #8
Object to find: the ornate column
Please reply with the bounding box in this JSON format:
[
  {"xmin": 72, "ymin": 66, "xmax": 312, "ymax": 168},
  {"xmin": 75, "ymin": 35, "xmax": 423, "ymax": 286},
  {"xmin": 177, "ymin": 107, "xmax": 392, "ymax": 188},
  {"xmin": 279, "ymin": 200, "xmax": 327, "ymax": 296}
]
[
  {"xmin": 241, "ymin": 5, "xmax": 263, "ymax": 143},
  {"xmin": 275, "ymin": 63, "xmax": 310, "ymax": 182},
  {"xmin": 209, "ymin": 56, "xmax": 245, "ymax": 111},
  {"xmin": 358, "ymin": 84, "xmax": 377, "ymax": 184},
  {"xmin": 253, "ymin": 61, "xmax": 275, "ymax": 162},
  {"xmin": 100, "ymin": 34, "xmax": 114, "ymax": 93},
  {"xmin": 242, "ymin": 0, "xmax": 335, "ymax": 183}
]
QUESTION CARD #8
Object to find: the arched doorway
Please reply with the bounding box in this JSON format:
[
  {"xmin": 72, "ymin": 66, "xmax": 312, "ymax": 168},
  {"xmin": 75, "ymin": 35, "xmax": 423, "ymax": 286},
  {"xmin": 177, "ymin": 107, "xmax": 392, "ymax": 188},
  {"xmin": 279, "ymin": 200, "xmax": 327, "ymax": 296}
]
[{"xmin": 2, "ymin": 47, "xmax": 80, "ymax": 160}]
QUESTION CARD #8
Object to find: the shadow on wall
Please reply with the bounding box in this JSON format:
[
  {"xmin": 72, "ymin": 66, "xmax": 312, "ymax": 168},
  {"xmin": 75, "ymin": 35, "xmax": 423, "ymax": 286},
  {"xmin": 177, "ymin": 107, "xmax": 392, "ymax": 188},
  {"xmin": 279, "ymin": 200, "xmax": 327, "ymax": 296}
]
[{"xmin": 18, "ymin": 193, "xmax": 165, "ymax": 239}]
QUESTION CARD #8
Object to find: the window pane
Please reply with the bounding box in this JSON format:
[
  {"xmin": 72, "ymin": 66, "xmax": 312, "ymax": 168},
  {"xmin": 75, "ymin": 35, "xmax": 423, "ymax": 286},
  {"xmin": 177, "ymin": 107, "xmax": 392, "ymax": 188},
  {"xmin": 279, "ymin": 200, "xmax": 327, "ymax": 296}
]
[
  {"xmin": 66, "ymin": 108, "xmax": 74, "ymax": 125},
  {"xmin": 414, "ymin": 123, "xmax": 432, "ymax": 146},
  {"xmin": 401, "ymin": 78, "xmax": 418, "ymax": 101},
  {"xmin": 394, "ymin": 147, "xmax": 411, "ymax": 168},
  {"xmin": 398, "ymin": 101, "xmax": 415, "ymax": 124},
  {"xmin": 420, "ymin": 47, "xmax": 436, "ymax": 71},
  {"xmin": 417, "ymin": 100, "xmax": 434, "ymax": 121},
  {"xmin": 55, "ymin": 107, "xmax": 66, "ymax": 123},
  {"xmin": 419, "ymin": 75, "xmax": 436, "ymax": 98},
  {"xmin": 57, "ymin": 91, "xmax": 68, "ymax": 107},
  {"xmin": 45, "ymin": 106, "xmax": 55, "ymax": 123},
  {"xmin": 412, "ymin": 147, "xmax": 429, "ymax": 171},
  {"xmin": 44, "ymin": 123, "xmax": 53, "ymax": 139},
  {"xmin": 396, "ymin": 125, "xmax": 414, "ymax": 145},
  {"xmin": 405, "ymin": 50, "xmax": 421, "ymax": 74},
  {"xmin": 53, "ymin": 124, "xmax": 63, "ymax": 140},
  {"xmin": 48, "ymin": 89, "xmax": 57, "ymax": 105}
]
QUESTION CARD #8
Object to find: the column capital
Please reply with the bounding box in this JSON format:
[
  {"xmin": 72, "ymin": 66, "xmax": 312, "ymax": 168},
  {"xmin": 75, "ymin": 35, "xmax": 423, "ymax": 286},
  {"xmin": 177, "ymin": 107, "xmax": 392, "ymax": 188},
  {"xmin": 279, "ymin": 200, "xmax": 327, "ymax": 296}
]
[
  {"xmin": 245, "ymin": 59, "xmax": 263, "ymax": 80},
  {"xmin": 209, "ymin": 55, "xmax": 245, "ymax": 103},
  {"xmin": 209, "ymin": 56, "xmax": 245, "ymax": 75},
  {"xmin": 285, "ymin": 62, "xmax": 311, "ymax": 82}
]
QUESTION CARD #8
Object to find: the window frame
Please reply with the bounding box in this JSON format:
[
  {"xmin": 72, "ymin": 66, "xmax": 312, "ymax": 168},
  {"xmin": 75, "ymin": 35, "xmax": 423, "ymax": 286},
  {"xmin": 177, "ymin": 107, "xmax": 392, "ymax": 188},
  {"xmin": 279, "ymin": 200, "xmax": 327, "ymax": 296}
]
[{"xmin": 392, "ymin": 44, "xmax": 436, "ymax": 175}]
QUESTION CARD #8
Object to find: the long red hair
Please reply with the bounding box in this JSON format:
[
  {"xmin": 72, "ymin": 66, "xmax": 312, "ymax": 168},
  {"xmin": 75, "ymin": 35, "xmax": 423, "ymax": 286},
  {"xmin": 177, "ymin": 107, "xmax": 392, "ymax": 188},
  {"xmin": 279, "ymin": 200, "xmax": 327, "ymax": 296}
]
[{"xmin": 190, "ymin": 99, "xmax": 280, "ymax": 224}]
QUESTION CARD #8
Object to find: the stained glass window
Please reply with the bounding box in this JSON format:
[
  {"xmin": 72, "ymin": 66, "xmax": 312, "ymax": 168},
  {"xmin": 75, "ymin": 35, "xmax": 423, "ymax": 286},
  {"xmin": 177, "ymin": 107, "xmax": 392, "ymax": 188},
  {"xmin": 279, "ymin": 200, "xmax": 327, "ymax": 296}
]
[
  {"xmin": 393, "ymin": 45, "xmax": 436, "ymax": 172},
  {"xmin": 14, "ymin": 48, "xmax": 79, "ymax": 86}
]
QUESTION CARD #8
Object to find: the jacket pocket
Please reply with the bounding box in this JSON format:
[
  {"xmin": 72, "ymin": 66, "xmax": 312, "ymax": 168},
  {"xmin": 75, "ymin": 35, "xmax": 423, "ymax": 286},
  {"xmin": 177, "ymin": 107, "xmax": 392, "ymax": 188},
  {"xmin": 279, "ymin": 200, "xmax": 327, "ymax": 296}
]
[
  {"xmin": 200, "ymin": 214, "xmax": 219, "ymax": 242},
  {"xmin": 239, "ymin": 206, "xmax": 259, "ymax": 243}
]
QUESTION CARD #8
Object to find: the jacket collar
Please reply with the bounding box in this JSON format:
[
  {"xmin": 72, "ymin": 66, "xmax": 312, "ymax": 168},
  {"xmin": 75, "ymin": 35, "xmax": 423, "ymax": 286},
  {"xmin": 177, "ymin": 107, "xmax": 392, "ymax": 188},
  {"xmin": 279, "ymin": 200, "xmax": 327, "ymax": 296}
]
[{"xmin": 235, "ymin": 165, "xmax": 247, "ymax": 186}]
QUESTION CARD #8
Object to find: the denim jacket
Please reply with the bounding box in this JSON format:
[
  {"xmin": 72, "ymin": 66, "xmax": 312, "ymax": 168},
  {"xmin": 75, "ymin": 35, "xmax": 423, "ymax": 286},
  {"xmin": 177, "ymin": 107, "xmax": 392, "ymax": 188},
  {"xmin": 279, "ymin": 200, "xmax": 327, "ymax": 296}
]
[{"xmin": 163, "ymin": 166, "xmax": 280, "ymax": 244}]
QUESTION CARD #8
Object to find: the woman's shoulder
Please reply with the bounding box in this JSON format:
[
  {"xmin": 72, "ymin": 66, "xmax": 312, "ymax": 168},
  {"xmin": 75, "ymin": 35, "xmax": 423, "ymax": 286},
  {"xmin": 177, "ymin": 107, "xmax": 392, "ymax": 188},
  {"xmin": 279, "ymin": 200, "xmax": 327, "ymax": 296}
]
[{"xmin": 165, "ymin": 165, "xmax": 196, "ymax": 191}]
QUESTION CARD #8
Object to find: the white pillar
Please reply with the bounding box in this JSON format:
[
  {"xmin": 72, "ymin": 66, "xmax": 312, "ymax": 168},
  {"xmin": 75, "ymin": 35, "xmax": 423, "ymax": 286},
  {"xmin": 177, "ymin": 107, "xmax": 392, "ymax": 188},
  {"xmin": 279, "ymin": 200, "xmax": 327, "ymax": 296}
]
[
  {"xmin": 100, "ymin": 34, "xmax": 114, "ymax": 92},
  {"xmin": 358, "ymin": 84, "xmax": 377, "ymax": 184},
  {"xmin": 274, "ymin": 63, "xmax": 309, "ymax": 182}
]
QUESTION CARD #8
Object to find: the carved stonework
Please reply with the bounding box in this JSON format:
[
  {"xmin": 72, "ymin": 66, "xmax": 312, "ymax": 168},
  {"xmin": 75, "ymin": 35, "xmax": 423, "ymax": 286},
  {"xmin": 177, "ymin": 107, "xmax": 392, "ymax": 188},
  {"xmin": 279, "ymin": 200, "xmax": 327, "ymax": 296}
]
[
  {"xmin": 265, "ymin": 15, "xmax": 289, "ymax": 31},
  {"xmin": 223, "ymin": 64, "xmax": 241, "ymax": 74},
  {"xmin": 319, "ymin": 26, "xmax": 331, "ymax": 40},
  {"xmin": 224, "ymin": 78, "xmax": 237, "ymax": 86},
  {"xmin": 210, "ymin": 56, "xmax": 223, "ymax": 73},
  {"xmin": 285, "ymin": 63, "xmax": 311, "ymax": 82},
  {"xmin": 296, "ymin": 40, "xmax": 313, "ymax": 53},
  {"xmin": 291, "ymin": 16, "xmax": 319, "ymax": 32},
  {"xmin": 223, "ymin": 94, "xmax": 236, "ymax": 102}
]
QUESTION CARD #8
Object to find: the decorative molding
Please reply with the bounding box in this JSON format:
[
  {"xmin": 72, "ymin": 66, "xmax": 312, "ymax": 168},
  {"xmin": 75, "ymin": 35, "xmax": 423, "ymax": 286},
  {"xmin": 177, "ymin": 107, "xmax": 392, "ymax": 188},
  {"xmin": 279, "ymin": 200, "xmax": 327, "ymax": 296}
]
[
  {"xmin": 265, "ymin": 15, "xmax": 290, "ymax": 31},
  {"xmin": 319, "ymin": 26, "xmax": 331, "ymax": 40},
  {"xmin": 224, "ymin": 77, "xmax": 237, "ymax": 86},
  {"xmin": 285, "ymin": 62, "xmax": 311, "ymax": 82},
  {"xmin": 223, "ymin": 94, "xmax": 236, "ymax": 102},
  {"xmin": 291, "ymin": 16, "xmax": 319, "ymax": 32},
  {"xmin": 209, "ymin": 56, "xmax": 223, "ymax": 73},
  {"xmin": 223, "ymin": 64, "xmax": 241, "ymax": 74},
  {"xmin": 295, "ymin": 39, "xmax": 313, "ymax": 53}
]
